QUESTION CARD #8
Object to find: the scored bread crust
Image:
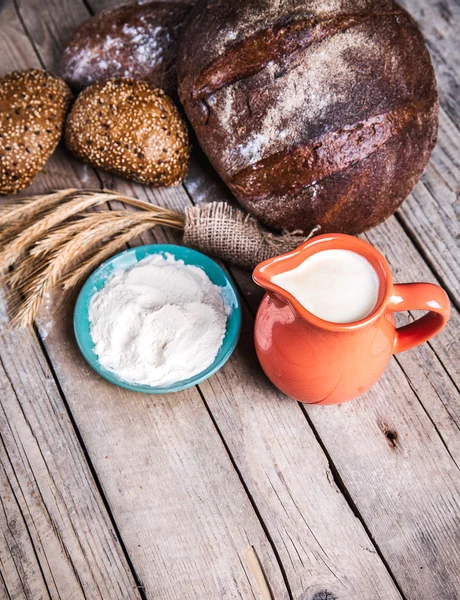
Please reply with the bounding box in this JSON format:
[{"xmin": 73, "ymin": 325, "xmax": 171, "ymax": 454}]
[{"xmin": 177, "ymin": 0, "xmax": 438, "ymax": 233}]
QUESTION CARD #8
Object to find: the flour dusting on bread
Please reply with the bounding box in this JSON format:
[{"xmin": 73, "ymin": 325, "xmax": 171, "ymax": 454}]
[
  {"xmin": 61, "ymin": 2, "xmax": 190, "ymax": 94},
  {"xmin": 213, "ymin": 28, "xmax": 378, "ymax": 174}
]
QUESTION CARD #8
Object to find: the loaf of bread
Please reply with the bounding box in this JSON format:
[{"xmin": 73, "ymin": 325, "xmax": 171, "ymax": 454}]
[
  {"xmin": 61, "ymin": 2, "xmax": 191, "ymax": 96},
  {"xmin": 177, "ymin": 0, "xmax": 438, "ymax": 234}
]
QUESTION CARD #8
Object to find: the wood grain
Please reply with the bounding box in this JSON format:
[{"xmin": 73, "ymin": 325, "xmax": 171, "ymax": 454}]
[
  {"xmin": 304, "ymin": 359, "xmax": 460, "ymax": 599},
  {"xmin": 1, "ymin": 0, "xmax": 459, "ymax": 598},
  {"xmin": 0, "ymin": 444, "xmax": 51, "ymax": 600},
  {"xmin": 0, "ymin": 288, "xmax": 142, "ymax": 599},
  {"xmin": 198, "ymin": 307, "xmax": 405, "ymax": 600},
  {"xmin": 41, "ymin": 310, "xmax": 292, "ymax": 600},
  {"xmin": 364, "ymin": 219, "xmax": 460, "ymax": 460},
  {"xmin": 396, "ymin": 0, "xmax": 460, "ymax": 304}
]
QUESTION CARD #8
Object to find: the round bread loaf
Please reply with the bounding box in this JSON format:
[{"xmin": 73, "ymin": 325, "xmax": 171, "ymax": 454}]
[
  {"xmin": 177, "ymin": 0, "xmax": 438, "ymax": 234},
  {"xmin": 61, "ymin": 2, "xmax": 191, "ymax": 96}
]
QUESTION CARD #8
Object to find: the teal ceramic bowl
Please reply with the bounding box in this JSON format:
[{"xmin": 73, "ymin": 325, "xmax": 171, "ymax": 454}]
[{"xmin": 74, "ymin": 244, "xmax": 241, "ymax": 394}]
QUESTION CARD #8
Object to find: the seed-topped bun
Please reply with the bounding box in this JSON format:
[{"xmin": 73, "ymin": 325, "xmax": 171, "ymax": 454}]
[
  {"xmin": 65, "ymin": 79, "xmax": 190, "ymax": 186},
  {"xmin": 0, "ymin": 69, "xmax": 72, "ymax": 195}
]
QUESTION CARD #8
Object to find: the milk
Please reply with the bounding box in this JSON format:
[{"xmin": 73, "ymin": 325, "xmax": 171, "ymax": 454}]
[{"xmin": 271, "ymin": 249, "xmax": 379, "ymax": 323}]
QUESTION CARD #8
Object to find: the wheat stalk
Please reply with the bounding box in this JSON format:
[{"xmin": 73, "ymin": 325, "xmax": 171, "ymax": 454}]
[
  {"xmin": 0, "ymin": 189, "xmax": 186, "ymax": 327},
  {"xmin": 11, "ymin": 213, "xmax": 181, "ymax": 327},
  {"xmin": 0, "ymin": 192, "xmax": 116, "ymax": 271},
  {"xmin": 0, "ymin": 189, "xmax": 80, "ymax": 248},
  {"xmin": 7, "ymin": 214, "xmax": 121, "ymax": 289},
  {"xmin": 0, "ymin": 188, "xmax": 77, "ymax": 227},
  {"xmin": 243, "ymin": 547, "xmax": 272, "ymax": 600},
  {"xmin": 30, "ymin": 212, "xmax": 126, "ymax": 256},
  {"xmin": 13, "ymin": 213, "xmax": 149, "ymax": 323}
]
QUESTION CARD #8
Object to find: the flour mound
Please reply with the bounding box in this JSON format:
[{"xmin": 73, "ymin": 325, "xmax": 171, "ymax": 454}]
[{"xmin": 89, "ymin": 253, "xmax": 229, "ymax": 387}]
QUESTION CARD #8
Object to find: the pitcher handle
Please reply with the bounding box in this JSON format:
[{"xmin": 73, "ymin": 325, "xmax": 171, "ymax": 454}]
[{"xmin": 387, "ymin": 283, "xmax": 450, "ymax": 354}]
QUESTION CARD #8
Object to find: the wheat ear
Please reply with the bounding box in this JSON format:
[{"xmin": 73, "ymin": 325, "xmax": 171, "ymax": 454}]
[
  {"xmin": 0, "ymin": 189, "xmax": 79, "ymax": 247},
  {"xmin": 2, "ymin": 189, "xmax": 186, "ymax": 326},
  {"xmin": 7, "ymin": 214, "xmax": 118, "ymax": 288},
  {"xmin": 13, "ymin": 214, "xmax": 150, "ymax": 313},
  {"xmin": 7, "ymin": 206, "xmax": 183, "ymax": 291},
  {"xmin": 0, "ymin": 188, "xmax": 77, "ymax": 226},
  {"xmin": 11, "ymin": 214, "xmax": 171, "ymax": 327},
  {"xmin": 30, "ymin": 212, "xmax": 123, "ymax": 257},
  {"xmin": 0, "ymin": 192, "xmax": 112, "ymax": 271}
]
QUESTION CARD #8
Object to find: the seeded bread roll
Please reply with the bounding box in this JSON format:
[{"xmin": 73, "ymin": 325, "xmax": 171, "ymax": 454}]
[
  {"xmin": 61, "ymin": 2, "xmax": 191, "ymax": 96},
  {"xmin": 177, "ymin": 0, "xmax": 438, "ymax": 234},
  {"xmin": 65, "ymin": 79, "xmax": 190, "ymax": 186},
  {"xmin": 0, "ymin": 69, "xmax": 72, "ymax": 195}
]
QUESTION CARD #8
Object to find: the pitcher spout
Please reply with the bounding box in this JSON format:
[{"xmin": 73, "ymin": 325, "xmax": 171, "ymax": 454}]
[
  {"xmin": 253, "ymin": 233, "xmax": 393, "ymax": 332},
  {"xmin": 252, "ymin": 238, "xmax": 312, "ymax": 292}
]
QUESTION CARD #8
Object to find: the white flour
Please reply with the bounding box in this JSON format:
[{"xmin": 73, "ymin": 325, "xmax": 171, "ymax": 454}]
[{"xmin": 89, "ymin": 253, "xmax": 229, "ymax": 387}]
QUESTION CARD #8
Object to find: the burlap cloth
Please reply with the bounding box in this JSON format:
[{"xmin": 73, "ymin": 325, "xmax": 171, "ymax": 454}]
[{"xmin": 184, "ymin": 202, "xmax": 320, "ymax": 270}]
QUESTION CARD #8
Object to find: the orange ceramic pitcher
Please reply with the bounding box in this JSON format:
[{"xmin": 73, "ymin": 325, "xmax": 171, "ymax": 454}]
[{"xmin": 253, "ymin": 234, "xmax": 450, "ymax": 405}]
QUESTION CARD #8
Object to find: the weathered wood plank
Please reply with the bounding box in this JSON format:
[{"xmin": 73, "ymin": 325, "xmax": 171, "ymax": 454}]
[
  {"xmin": 364, "ymin": 218, "xmax": 460, "ymax": 453},
  {"xmin": 0, "ymin": 4, "xmax": 147, "ymax": 599},
  {"xmin": 304, "ymin": 359, "xmax": 460, "ymax": 599},
  {"xmin": 400, "ymin": 0, "xmax": 460, "ymax": 124},
  {"xmin": 0, "ymin": 288, "xmax": 142, "ymax": 600},
  {"xmin": 9, "ymin": 0, "xmax": 412, "ymax": 597},
  {"xmin": 395, "ymin": 0, "xmax": 460, "ymax": 303},
  {"xmin": 198, "ymin": 309, "xmax": 406, "ymax": 600},
  {"xmin": 0, "ymin": 454, "xmax": 51, "ymax": 600},
  {"xmin": 399, "ymin": 161, "xmax": 460, "ymax": 305},
  {"xmin": 40, "ymin": 307, "xmax": 292, "ymax": 600}
]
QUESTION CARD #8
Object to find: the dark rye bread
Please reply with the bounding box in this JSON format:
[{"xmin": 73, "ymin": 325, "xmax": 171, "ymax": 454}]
[
  {"xmin": 61, "ymin": 2, "xmax": 191, "ymax": 96},
  {"xmin": 177, "ymin": 0, "xmax": 439, "ymax": 234}
]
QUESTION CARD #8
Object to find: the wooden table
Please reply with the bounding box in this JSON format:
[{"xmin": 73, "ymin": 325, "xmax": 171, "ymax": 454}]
[{"xmin": 0, "ymin": 0, "xmax": 459, "ymax": 598}]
